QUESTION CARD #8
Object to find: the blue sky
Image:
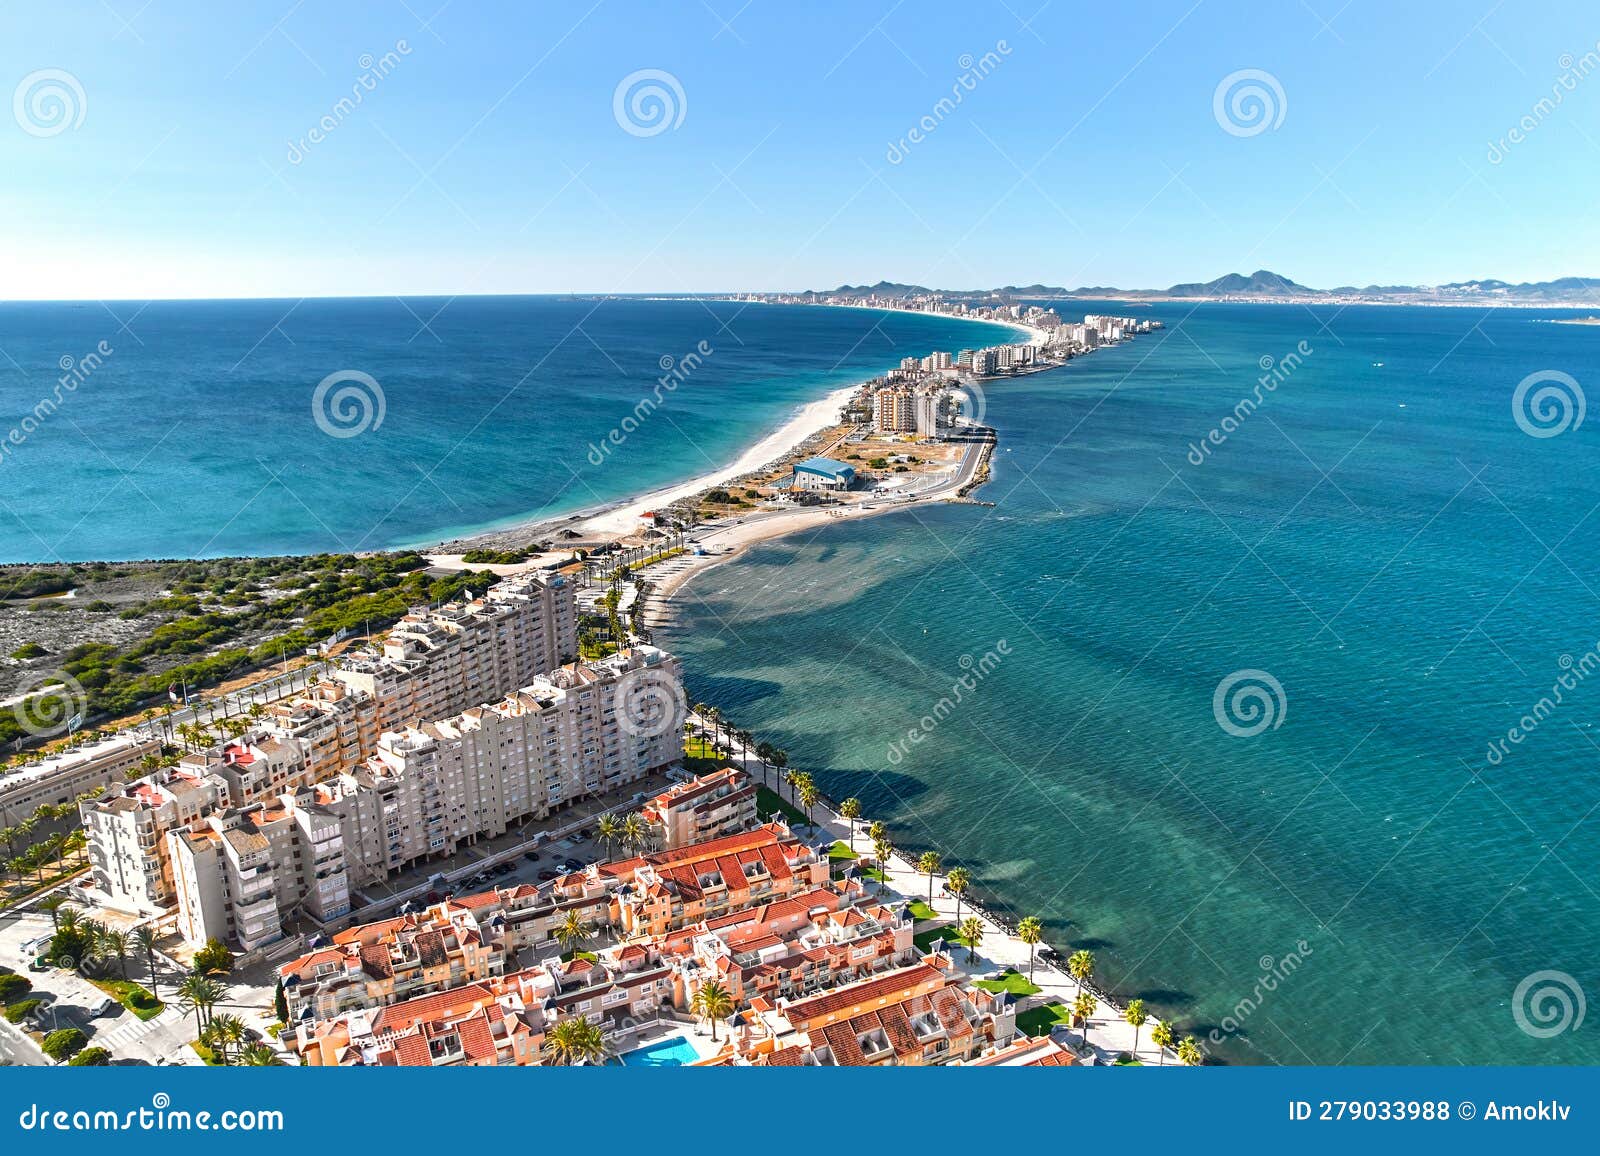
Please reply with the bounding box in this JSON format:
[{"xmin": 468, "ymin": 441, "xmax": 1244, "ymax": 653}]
[{"xmin": 2, "ymin": 0, "xmax": 1598, "ymax": 298}]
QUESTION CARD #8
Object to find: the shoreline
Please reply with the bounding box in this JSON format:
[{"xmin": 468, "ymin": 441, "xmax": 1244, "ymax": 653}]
[{"xmin": 421, "ymin": 304, "xmax": 1035, "ymax": 562}]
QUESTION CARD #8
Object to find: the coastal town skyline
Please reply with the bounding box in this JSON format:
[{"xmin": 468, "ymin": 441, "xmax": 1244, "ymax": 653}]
[{"xmin": 4, "ymin": 2, "xmax": 1598, "ymax": 299}]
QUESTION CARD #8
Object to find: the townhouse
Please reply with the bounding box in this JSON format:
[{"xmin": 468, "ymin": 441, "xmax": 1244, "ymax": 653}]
[
  {"xmin": 602, "ymin": 822, "xmax": 830, "ymax": 939},
  {"xmin": 639, "ymin": 766, "xmax": 758, "ymax": 849}
]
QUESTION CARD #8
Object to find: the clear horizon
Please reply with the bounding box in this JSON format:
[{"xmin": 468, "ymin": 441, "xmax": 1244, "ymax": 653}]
[{"xmin": 3, "ymin": 1, "xmax": 1597, "ymax": 300}]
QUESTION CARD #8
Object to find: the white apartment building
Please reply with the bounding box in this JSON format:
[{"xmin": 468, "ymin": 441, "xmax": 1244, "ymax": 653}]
[
  {"xmin": 153, "ymin": 646, "xmax": 684, "ymax": 949},
  {"xmin": 0, "ymin": 732, "xmax": 161, "ymax": 825},
  {"xmin": 82, "ymin": 769, "xmax": 222, "ymax": 915},
  {"xmin": 332, "ymin": 573, "xmax": 577, "ymax": 739}
]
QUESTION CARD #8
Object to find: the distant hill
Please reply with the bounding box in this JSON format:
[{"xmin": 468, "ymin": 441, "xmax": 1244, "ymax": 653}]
[
  {"xmin": 1163, "ymin": 270, "xmax": 1316, "ymax": 297},
  {"xmin": 794, "ymin": 270, "xmax": 1600, "ymax": 305}
]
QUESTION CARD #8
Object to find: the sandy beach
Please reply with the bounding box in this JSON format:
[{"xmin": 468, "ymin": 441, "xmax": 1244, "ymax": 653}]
[{"xmin": 424, "ymin": 305, "xmax": 1037, "ymax": 569}]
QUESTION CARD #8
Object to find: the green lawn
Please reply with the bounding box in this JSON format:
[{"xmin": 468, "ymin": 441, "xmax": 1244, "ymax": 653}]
[
  {"xmin": 972, "ymin": 968, "xmax": 1042, "ymax": 997},
  {"xmin": 558, "ymin": 950, "xmax": 599, "ymax": 963},
  {"xmin": 89, "ymin": 977, "xmax": 163, "ymax": 1021},
  {"xmin": 1016, "ymin": 1001, "xmax": 1075, "ymax": 1038},
  {"xmin": 683, "ymin": 736, "xmax": 726, "ymax": 762},
  {"xmin": 756, "ymin": 786, "xmax": 810, "ymax": 828},
  {"xmin": 914, "ymin": 925, "xmax": 973, "ymax": 954},
  {"xmin": 828, "ymin": 840, "xmax": 856, "ymax": 863},
  {"xmin": 191, "ymin": 1040, "xmax": 222, "ymax": 1066},
  {"xmin": 905, "ymin": 899, "xmax": 939, "ymax": 923}
]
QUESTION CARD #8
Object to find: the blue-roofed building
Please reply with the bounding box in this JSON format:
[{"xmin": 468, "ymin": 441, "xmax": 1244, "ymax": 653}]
[{"xmin": 791, "ymin": 456, "xmax": 856, "ymax": 492}]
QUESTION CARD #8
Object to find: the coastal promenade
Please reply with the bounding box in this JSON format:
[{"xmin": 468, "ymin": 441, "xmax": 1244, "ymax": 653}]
[{"xmin": 693, "ymin": 712, "xmax": 1178, "ymax": 1065}]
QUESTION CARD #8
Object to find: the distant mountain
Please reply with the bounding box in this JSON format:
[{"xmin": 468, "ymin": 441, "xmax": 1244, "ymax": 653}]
[
  {"xmin": 791, "ymin": 270, "xmax": 1600, "ymax": 305},
  {"xmin": 1163, "ymin": 270, "xmax": 1317, "ymax": 298}
]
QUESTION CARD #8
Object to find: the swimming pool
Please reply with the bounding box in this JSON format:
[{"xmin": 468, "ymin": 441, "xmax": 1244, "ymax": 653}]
[{"xmin": 614, "ymin": 1034, "xmax": 700, "ymax": 1067}]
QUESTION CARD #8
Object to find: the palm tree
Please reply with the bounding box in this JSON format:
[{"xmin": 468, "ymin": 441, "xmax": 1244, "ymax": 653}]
[
  {"xmin": 704, "ymin": 707, "xmax": 723, "ymax": 752},
  {"xmin": 866, "ymin": 820, "xmax": 887, "ymax": 847},
  {"xmin": 552, "ymin": 909, "xmax": 595, "ymax": 958},
  {"xmin": 240, "ymin": 1042, "xmax": 277, "ymax": 1066},
  {"xmin": 1067, "ymin": 949, "xmax": 1095, "ymax": 996},
  {"xmin": 212, "ymin": 1013, "xmax": 247, "ymax": 1065},
  {"xmin": 872, "ymin": 835, "xmax": 893, "ymax": 888},
  {"xmin": 691, "ymin": 979, "xmax": 735, "ymax": 1042},
  {"xmin": 39, "ymin": 894, "xmax": 67, "ymax": 930},
  {"xmin": 1073, "ymin": 991, "xmax": 1097, "ymax": 1049},
  {"xmin": 958, "ymin": 915, "xmax": 984, "ymax": 964},
  {"xmin": 796, "ymin": 778, "xmax": 819, "ymax": 827},
  {"xmin": 1150, "ymin": 1020, "xmax": 1174, "ymax": 1065},
  {"xmin": 1017, "ymin": 916, "xmax": 1044, "ymax": 981},
  {"xmin": 917, "ymin": 851, "xmax": 942, "ymax": 903},
  {"xmin": 753, "ymin": 741, "xmax": 775, "ymax": 785},
  {"xmin": 100, "ymin": 929, "xmax": 130, "ymax": 979},
  {"xmin": 945, "ymin": 866, "xmax": 970, "ymax": 923},
  {"xmin": 839, "ymin": 797, "xmax": 861, "ymax": 842},
  {"xmin": 542, "ymin": 1015, "xmax": 609, "ymax": 1066},
  {"xmin": 770, "ymin": 749, "xmax": 789, "ymax": 796},
  {"xmin": 177, "ymin": 972, "xmax": 222, "ymax": 1037},
  {"xmin": 596, "ymin": 813, "xmax": 621, "ymax": 859},
  {"xmin": 1177, "ymin": 1036, "xmax": 1204, "ymax": 1066},
  {"xmin": 620, "ymin": 811, "xmax": 650, "ymax": 853},
  {"xmin": 132, "ymin": 926, "xmax": 161, "ymax": 998},
  {"xmin": 1124, "ymin": 999, "xmax": 1149, "ymax": 1057}
]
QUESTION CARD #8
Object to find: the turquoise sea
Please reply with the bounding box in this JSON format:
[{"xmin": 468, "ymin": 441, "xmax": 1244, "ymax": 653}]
[
  {"xmin": 0, "ymin": 297, "xmax": 1019, "ymax": 562},
  {"xmin": 6, "ymin": 295, "xmax": 1598, "ymax": 1065},
  {"xmin": 658, "ymin": 302, "xmax": 1600, "ymax": 1065}
]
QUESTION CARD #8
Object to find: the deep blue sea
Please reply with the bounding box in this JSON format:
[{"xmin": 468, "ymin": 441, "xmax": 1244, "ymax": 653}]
[
  {"xmin": 0, "ymin": 297, "xmax": 1018, "ymax": 561},
  {"xmin": 658, "ymin": 301, "xmax": 1600, "ymax": 1065}
]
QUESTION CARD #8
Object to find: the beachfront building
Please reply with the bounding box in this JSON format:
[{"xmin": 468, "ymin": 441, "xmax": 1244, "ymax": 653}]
[
  {"xmin": 639, "ymin": 767, "xmax": 758, "ymax": 849},
  {"xmin": 332, "ymin": 574, "xmax": 577, "ymax": 741},
  {"xmin": 748, "ymin": 957, "xmax": 1017, "ymax": 1067},
  {"xmin": 85, "ymin": 623, "xmax": 682, "ymax": 950},
  {"xmin": 82, "ymin": 768, "xmax": 222, "ymax": 915},
  {"xmin": 0, "ymin": 732, "xmax": 161, "ymax": 825},
  {"xmin": 791, "ymin": 456, "xmax": 856, "ymax": 492},
  {"xmin": 875, "ymin": 387, "xmax": 915, "ymax": 433},
  {"xmin": 153, "ymin": 646, "xmax": 682, "ymax": 949},
  {"xmin": 674, "ymin": 883, "xmax": 914, "ymax": 1011},
  {"xmin": 603, "ymin": 823, "xmax": 829, "ymax": 939},
  {"xmin": 168, "ymin": 790, "xmax": 352, "ymax": 950}
]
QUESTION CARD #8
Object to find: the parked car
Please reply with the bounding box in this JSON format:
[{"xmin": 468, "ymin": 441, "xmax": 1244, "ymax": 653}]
[
  {"xmin": 522, "ymin": 851, "xmax": 541, "ymax": 862},
  {"xmin": 492, "ymin": 862, "xmax": 515, "ymax": 877},
  {"xmin": 537, "ymin": 870, "xmax": 559, "ymax": 882},
  {"xmin": 91, "ymin": 997, "xmax": 120, "ymax": 1018}
]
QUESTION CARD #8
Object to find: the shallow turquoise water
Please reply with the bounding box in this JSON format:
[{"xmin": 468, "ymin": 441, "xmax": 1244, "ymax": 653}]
[
  {"xmin": 0, "ymin": 297, "xmax": 1018, "ymax": 562},
  {"xmin": 660, "ymin": 302, "xmax": 1600, "ymax": 1065}
]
